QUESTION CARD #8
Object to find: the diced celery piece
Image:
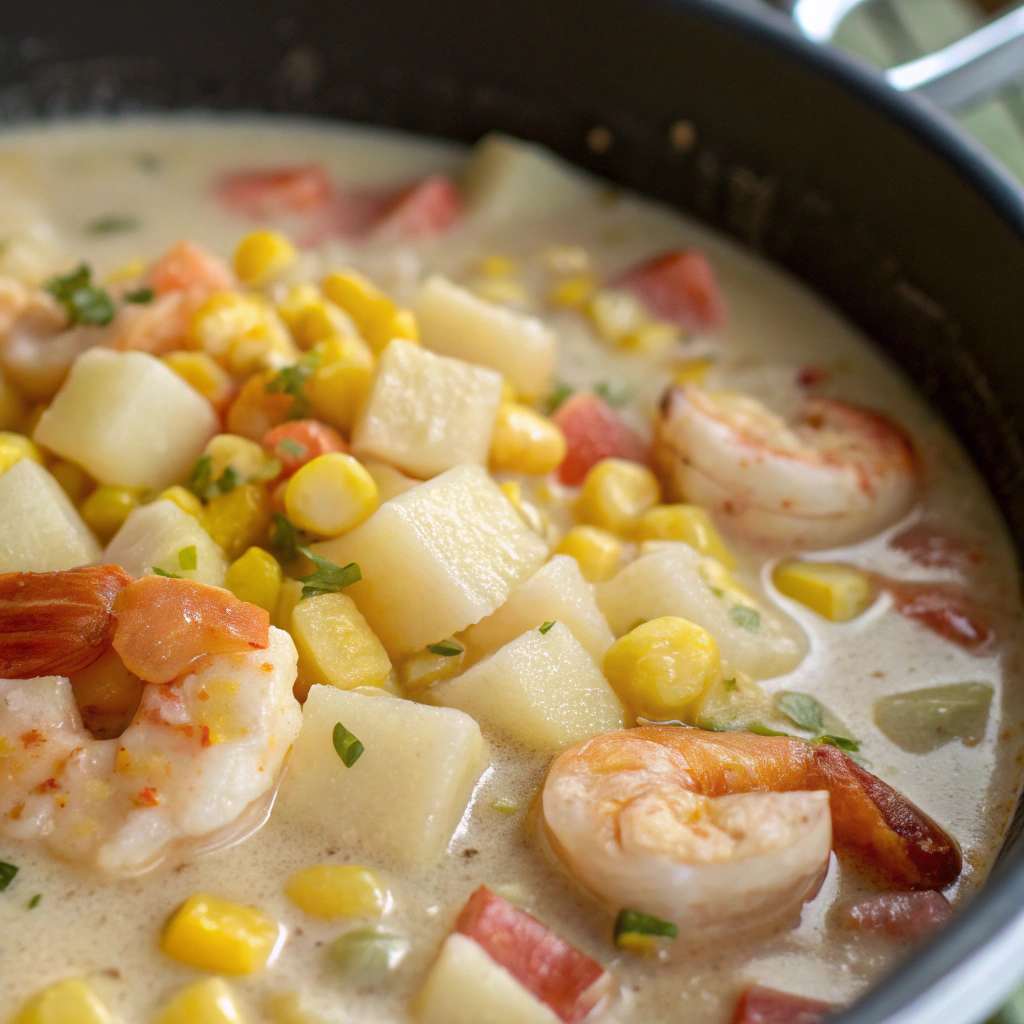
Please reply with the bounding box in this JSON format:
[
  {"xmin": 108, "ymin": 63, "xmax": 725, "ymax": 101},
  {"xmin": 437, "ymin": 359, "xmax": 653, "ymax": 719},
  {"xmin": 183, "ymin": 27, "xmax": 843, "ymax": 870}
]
[
  {"xmin": 330, "ymin": 928, "xmax": 410, "ymax": 987},
  {"xmin": 874, "ymin": 682, "xmax": 993, "ymax": 754}
]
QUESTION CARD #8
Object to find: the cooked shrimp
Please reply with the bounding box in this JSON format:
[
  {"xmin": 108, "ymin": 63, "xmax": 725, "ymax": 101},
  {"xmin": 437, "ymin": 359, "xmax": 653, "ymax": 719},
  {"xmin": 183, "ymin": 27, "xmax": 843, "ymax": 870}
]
[
  {"xmin": 655, "ymin": 386, "xmax": 917, "ymax": 549},
  {"xmin": 0, "ymin": 626, "xmax": 301, "ymax": 875},
  {"xmin": 542, "ymin": 728, "xmax": 960, "ymax": 933}
]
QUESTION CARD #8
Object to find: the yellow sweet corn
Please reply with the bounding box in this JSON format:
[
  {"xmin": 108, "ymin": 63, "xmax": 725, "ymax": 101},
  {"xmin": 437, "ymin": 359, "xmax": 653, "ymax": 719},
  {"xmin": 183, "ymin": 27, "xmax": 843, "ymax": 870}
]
[
  {"xmin": 577, "ymin": 458, "xmax": 660, "ymax": 535},
  {"xmin": 0, "ymin": 431, "xmax": 42, "ymax": 474},
  {"xmin": 671, "ymin": 357, "xmax": 714, "ymax": 387},
  {"xmin": 277, "ymin": 283, "xmax": 356, "ymax": 350},
  {"xmin": 154, "ymin": 978, "xmax": 244, "ymax": 1024},
  {"xmin": 225, "ymin": 546, "xmax": 283, "ymax": 613},
  {"xmin": 49, "ymin": 459, "xmax": 93, "ymax": 505},
  {"xmin": 773, "ymin": 561, "xmax": 874, "ymax": 622},
  {"xmin": 401, "ymin": 645, "xmax": 465, "ymax": 693},
  {"xmin": 161, "ymin": 893, "xmax": 280, "ymax": 974},
  {"xmin": 615, "ymin": 933, "xmax": 661, "ymax": 956},
  {"xmin": 201, "ymin": 483, "xmax": 272, "ymax": 560},
  {"xmin": 11, "ymin": 977, "xmax": 113, "ymax": 1024},
  {"xmin": 204, "ymin": 433, "xmax": 280, "ymax": 485},
  {"xmin": 285, "ymin": 864, "xmax": 387, "ymax": 919},
  {"xmin": 603, "ymin": 616, "xmax": 721, "ymax": 720},
  {"xmin": 500, "ymin": 378, "xmax": 517, "ymax": 403},
  {"xmin": 190, "ymin": 291, "xmax": 297, "ymax": 373},
  {"xmin": 586, "ymin": 289, "xmax": 649, "ymax": 344},
  {"xmin": 284, "ymin": 453, "xmax": 378, "ymax": 537},
  {"xmin": 619, "ymin": 321, "xmax": 680, "ymax": 354},
  {"xmin": 163, "ymin": 351, "xmax": 235, "ymax": 409},
  {"xmin": 273, "ymin": 578, "xmax": 304, "ymax": 632},
  {"xmin": 234, "ymin": 229, "xmax": 297, "ymax": 287},
  {"xmin": 489, "ymin": 402, "xmax": 567, "ymax": 475},
  {"xmin": 636, "ymin": 504, "xmax": 736, "ymax": 568},
  {"xmin": 80, "ymin": 486, "xmax": 143, "ymax": 543},
  {"xmin": 105, "ymin": 257, "xmax": 148, "ymax": 284},
  {"xmin": 477, "ymin": 254, "xmax": 520, "ymax": 278},
  {"xmin": 498, "ymin": 480, "xmax": 549, "ymax": 537},
  {"xmin": 555, "ymin": 525, "xmax": 624, "ymax": 583},
  {"xmin": 305, "ymin": 335, "xmax": 375, "ymax": 434},
  {"xmin": 322, "ymin": 270, "xmax": 418, "ymax": 353},
  {"xmin": 158, "ymin": 485, "xmax": 203, "ymax": 518},
  {"xmin": 548, "ymin": 274, "xmax": 597, "ymax": 309}
]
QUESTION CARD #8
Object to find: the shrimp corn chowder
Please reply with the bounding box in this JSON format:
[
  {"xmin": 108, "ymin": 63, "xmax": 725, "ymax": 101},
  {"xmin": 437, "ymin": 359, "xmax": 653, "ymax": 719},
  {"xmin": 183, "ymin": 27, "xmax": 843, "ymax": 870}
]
[{"xmin": 0, "ymin": 116, "xmax": 1021, "ymax": 1024}]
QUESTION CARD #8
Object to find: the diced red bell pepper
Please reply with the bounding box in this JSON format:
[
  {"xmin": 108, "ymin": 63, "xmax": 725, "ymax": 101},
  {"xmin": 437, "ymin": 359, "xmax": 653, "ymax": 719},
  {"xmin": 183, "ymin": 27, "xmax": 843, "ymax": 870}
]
[
  {"xmin": 262, "ymin": 419, "xmax": 347, "ymax": 478},
  {"xmin": 615, "ymin": 249, "xmax": 726, "ymax": 333},
  {"xmin": 455, "ymin": 886, "xmax": 612, "ymax": 1024},
  {"xmin": 552, "ymin": 391, "xmax": 650, "ymax": 486},
  {"xmin": 374, "ymin": 174, "xmax": 462, "ymax": 239},
  {"xmin": 840, "ymin": 891, "xmax": 952, "ymax": 940},
  {"xmin": 215, "ymin": 163, "xmax": 335, "ymax": 218},
  {"xmin": 885, "ymin": 580, "xmax": 994, "ymax": 652},
  {"xmin": 889, "ymin": 524, "xmax": 984, "ymax": 574},
  {"xmin": 145, "ymin": 241, "xmax": 235, "ymax": 297},
  {"xmin": 731, "ymin": 985, "xmax": 833, "ymax": 1024}
]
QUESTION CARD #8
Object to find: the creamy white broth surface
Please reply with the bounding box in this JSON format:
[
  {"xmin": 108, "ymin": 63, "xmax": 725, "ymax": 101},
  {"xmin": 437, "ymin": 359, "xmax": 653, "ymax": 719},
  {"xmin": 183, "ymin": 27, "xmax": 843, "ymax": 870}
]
[{"xmin": 0, "ymin": 115, "xmax": 1022, "ymax": 1024}]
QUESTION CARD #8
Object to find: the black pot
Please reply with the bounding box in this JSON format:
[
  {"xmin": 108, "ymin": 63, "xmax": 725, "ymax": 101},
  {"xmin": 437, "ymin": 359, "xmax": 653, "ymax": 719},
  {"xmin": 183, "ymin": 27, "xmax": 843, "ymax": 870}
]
[{"xmin": 3, "ymin": 1, "xmax": 1023, "ymax": 1020}]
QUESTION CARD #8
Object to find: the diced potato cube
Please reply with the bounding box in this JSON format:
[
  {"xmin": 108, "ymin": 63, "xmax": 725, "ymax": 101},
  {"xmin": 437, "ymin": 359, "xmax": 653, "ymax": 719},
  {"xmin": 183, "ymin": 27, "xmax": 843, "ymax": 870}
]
[
  {"xmin": 462, "ymin": 133, "xmax": 600, "ymax": 227},
  {"xmin": 461, "ymin": 555, "xmax": 614, "ymax": 667},
  {"xmin": 291, "ymin": 591, "xmax": 391, "ymax": 697},
  {"xmin": 11, "ymin": 978, "xmax": 113, "ymax": 1024},
  {"xmin": 361, "ymin": 457, "xmax": 420, "ymax": 502},
  {"xmin": 351, "ymin": 339, "xmax": 503, "ymax": 479},
  {"xmin": 414, "ymin": 933, "xmax": 560, "ymax": 1024},
  {"xmin": 0, "ymin": 459, "xmax": 100, "ymax": 572},
  {"xmin": 104, "ymin": 499, "xmax": 227, "ymax": 586},
  {"xmin": 154, "ymin": 979, "xmax": 244, "ymax": 1024},
  {"xmin": 414, "ymin": 276, "xmax": 556, "ymax": 399},
  {"xmin": 34, "ymin": 348, "xmax": 218, "ymax": 489},
  {"xmin": 278, "ymin": 686, "xmax": 487, "ymax": 865},
  {"xmin": 432, "ymin": 622, "xmax": 625, "ymax": 753},
  {"xmin": 312, "ymin": 464, "xmax": 548, "ymax": 656}
]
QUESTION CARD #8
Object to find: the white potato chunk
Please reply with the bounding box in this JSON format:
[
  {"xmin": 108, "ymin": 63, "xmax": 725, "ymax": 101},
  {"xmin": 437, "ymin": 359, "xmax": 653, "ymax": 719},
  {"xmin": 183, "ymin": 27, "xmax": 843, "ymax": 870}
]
[
  {"xmin": 34, "ymin": 348, "xmax": 218, "ymax": 489},
  {"xmin": 104, "ymin": 499, "xmax": 226, "ymax": 585},
  {"xmin": 414, "ymin": 276, "xmax": 557, "ymax": 400},
  {"xmin": 462, "ymin": 555, "xmax": 614, "ymax": 668},
  {"xmin": 313, "ymin": 464, "xmax": 548, "ymax": 657},
  {"xmin": 361, "ymin": 457, "xmax": 421, "ymax": 500},
  {"xmin": 278, "ymin": 686, "xmax": 487, "ymax": 866},
  {"xmin": 432, "ymin": 622, "xmax": 625, "ymax": 753},
  {"xmin": 0, "ymin": 458, "xmax": 100, "ymax": 572},
  {"xmin": 351, "ymin": 339, "xmax": 503, "ymax": 479},
  {"xmin": 415, "ymin": 934, "xmax": 560, "ymax": 1024},
  {"xmin": 597, "ymin": 542, "xmax": 806, "ymax": 679},
  {"xmin": 462, "ymin": 133, "xmax": 600, "ymax": 226}
]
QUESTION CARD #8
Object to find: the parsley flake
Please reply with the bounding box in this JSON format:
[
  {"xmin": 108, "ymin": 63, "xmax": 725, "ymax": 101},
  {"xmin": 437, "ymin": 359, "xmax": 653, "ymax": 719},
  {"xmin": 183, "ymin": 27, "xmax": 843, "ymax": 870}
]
[
  {"xmin": 270, "ymin": 513, "xmax": 307, "ymax": 562},
  {"xmin": 427, "ymin": 640, "xmax": 464, "ymax": 657},
  {"xmin": 85, "ymin": 214, "xmax": 139, "ymax": 236},
  {"xmin": 614, "ymin": 909, "xmax": 678, "ymax": 941},
  {"xmin": 730, "ymin": 606, "xmax": 761, "ymax": 632},
  {"xmin": 0, "ymin": 861, "xmax": 17, "ymax": 891},
  {"xmin": 818, "ymin": 734, "xmax": 861, "ymax": 753},
  {"xmin": 277, "ymin": 437, "xmax": 307, "ymax": 459},
  {"xmin": 124, "ymin": 286, "xmax": 155, "ymax": 304},
  {"xmin": 27, "ymin": 893, "xmax": 41, "ymax": 909},
  {"xmin": 45, "ymin": 264, "xmax": 116, "ymax": 326},
  {"xmin": 266, "ymin": 351, "xmax": 321, "ymax": 419},
  {"xmin": 544, "ymin": 381, "xmax": 574, "ymax": 414},
  {"xmin": 776, "ymin": 692, "xmax": 825, "ymax": 733},
  {"xmin": 748, "ymin": 723, "xmax": 792, "ymax": 738},
  {"xmin": 594, "ymin": 379, "xmax": 631, "ymax": 407},
  {"xmin": 723, "ymin": 677, "xmax": 738, "ymax": 691},
  {"xmin": 187, "ymin": 455, "xmax": 240, "ymax": 502},
  {"xmin": 332, "ymin": 722, "xmax": 364, "ymax": 767},
  {"xmin": 298, "ymin": 547, "xmax": 361, "ymax": 601},
  {"xmin": 178, "ymin": 546, "xmax": 197, "ymax": 572},
  {"xmin": 151, "ymin": 567, "xmax": 181, "ymax": 579},
  {"xmin": 538, "ymin": 621, "xmax": 556, "ymax": 634}
]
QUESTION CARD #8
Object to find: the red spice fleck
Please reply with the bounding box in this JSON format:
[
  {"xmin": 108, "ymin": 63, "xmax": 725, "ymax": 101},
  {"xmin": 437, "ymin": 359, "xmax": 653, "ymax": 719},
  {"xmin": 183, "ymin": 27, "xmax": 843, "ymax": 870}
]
[
  {"xmin": 20, "ymin": 729, "xmax": 44, "ymax": 748},
  {"xmin": 134, "ymin": 787, "xmax": 160, "ymax": 807},
  {"xmin": 200, "ymin": 726, "xmax": 211, "ymax": 748},
  {"xmin": 34, "ymin": 778, "xmax": 59, "ymax": 793},
  {"xmin": 796, "ymin": 365, "xmax": 827, "ymax": 388}
]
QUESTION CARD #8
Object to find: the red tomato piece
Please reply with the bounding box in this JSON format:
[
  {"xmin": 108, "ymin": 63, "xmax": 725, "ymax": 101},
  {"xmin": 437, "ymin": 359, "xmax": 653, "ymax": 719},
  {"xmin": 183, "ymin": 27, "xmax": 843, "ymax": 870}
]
[
  {"xmin": 262, "ymin": 419, "xmax": 347, "ymax": 477},
  {"xmin": 144, "ymin": 241, "xmax": 236, "ymax": 297},
  {"xmin": 890, "ymin": 524, "xmax": 984, "ymax": 573},
  {"xmin": 616, "ymin": 249, "xmax": 726, "ymax": 333},
  {"xmin": 885, "ymin": 580, "xmax": 994, "ymax": 652},
  {"xmin": 552, "ymin": 391, "xmax": 650, "ymax": 485},
  {"xmin": 215, "ymin": 163, "xmax": 335, "ymax": 218},
  {"xmin": 374, "ymin": 175, "xmax": 462, "ymax": 239},
  {"xmin": 455, "ymin": 886, "xmax": 612, "ymax": 1024},
  {"xmin": 840, "ymin": 891, "xmax": 952, "ymax": 940},
  {"xmin": 731, "ymin": 985, "xmax": 833, "ymax": 1024}
]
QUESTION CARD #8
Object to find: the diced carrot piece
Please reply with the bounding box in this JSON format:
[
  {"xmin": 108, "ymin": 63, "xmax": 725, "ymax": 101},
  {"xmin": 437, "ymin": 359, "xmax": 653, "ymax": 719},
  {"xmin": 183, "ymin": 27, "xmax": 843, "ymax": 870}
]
[
  {"xmin": 262, "ymin": 420, "xmax": 347, "ymax": 478},
  {"xmin": 0, "ymin": 565, "xmax": 133, "ymax": 678},
  {"xmin": 616, "ymin": 249, "xmax": 726, "ymax": 333},
  {"xmin": 731, "ymin": 985, "xmax": 833, "ymax": 1024},
  {"xmin": 552, "ymin": 391, "xmax": 650, "ymax": 486},
  {"xmin": 455, "ymin": 886, "xmax": 612, "ymax": 1024},
  {"xmin": 890, "ymin": 524, "xmax": 984, "ymax": 573},
  {"xmin": 226, "ymin": 372, "xmax": 294, "ymax": 442},
  {"xmin": 885, "ymin": 580, "xmax": 994, "ymax": 651},
  {"xmin": 145, "ymin": 241, "xmax": 236, "ymax": 297},
  {"xmin": 840, "ymin": 891, "xmax": 952, "ymax": 940},
  {"xmin": 215, "ymin": 164, "xmax": 334, "ymax": 218},
  {"xmin": 374, "ymin": 175, "xmax": 462, "ymax": 239},
  {"xmin": 112, "ymin": 575, "xmax": 269, "ymax": 684}
]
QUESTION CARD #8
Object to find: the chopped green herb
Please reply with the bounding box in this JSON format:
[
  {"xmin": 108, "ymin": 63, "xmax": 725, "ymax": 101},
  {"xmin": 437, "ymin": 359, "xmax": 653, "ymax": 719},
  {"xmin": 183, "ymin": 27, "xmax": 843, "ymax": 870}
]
[
  {"xmin": 332, "ymin": 722, "xmax": 364, "ymax": 767},
  {"xmin": 776, "ymin": 691, "xmax": 825, "ymax": 733},
  {"xmin": 178, "ymin": 546, "xmax": 198, "ymax": 572},
  {"xmin": 730, "ymin": 606, "xmax": 761, "ymax": 632},
  {"xmin": 492, "ymin": 797, "xmax": 519, "ymax": 816},
  {"xmin": 216, "ymin": 466, "xmax": 241, "ymax": 495},
  {"xmin": 277, "ymin": 437, "xmax": 307, "ymax": 459},
  {"xmin": 151, "ymin": 567, "xmax": 182, "ymax": 579},
  {"xmin": 594, "ymin": 379, "xmax": 631, "ymax": 407},
  {"xmin": 538, "ymin": 621, "xmax": 556, "ymax": 634},
  {"xmin": 44, "ymin": 264, "xmax": 115, "ymax": 327},
  {"xmin": 330, "ymin": 927, "xmax": 409, "ymax": 984},
  {"xmin": 267, "ymin": 351, "xmax": 321, "ymax": 419},
  {"xmin": 270, "ymin": 513, "xmax": 307, "ymax": 562},
  {"xmin": 0, "ymin": 861, "xmax": 17, "ymax": 891},
  {"xmin": 544, "ymin": 380, "xmax": 575, "ymax": 414},
  {"xmin": 748, "ymin": 723, "xmax": 792, "ymax": 738},
  {"xmin": 27, "ymin": 893, "xmax": 41, "ymax": 909},
  {"xmin": 614, "ymin": 908, "xmax": 678, "ymax": 941},
  {"xmin": 187, "ymin": 455, "xmax": 241, "ymax": 501},
  {"xmin": 427, "ymin": 640, "xmax": 464, "ymax": 657},
  {"xmin": 136, "ymin": 152, "xmax": 162, "ymax": 173},
  {"xmin": 818, "ymin": 734, "xmax": 861, "ymax": 753},
  {"xmin": 298, "ymin": 547, "xmax": 361, "ymax": 601},
  {"xmin": 709, "ymin": 586, "xmax": 725, "ymax": 598},
  {"xmin": 124, "ymin": 286, "xmax": 155, "ymax": 304},
  {"xmin": 723, "ymin": 677, "xmax": 738, "ymax": 691},
  {"xmin": 85, "ymin": 214, "xmax": 139, "ymax": 236}
]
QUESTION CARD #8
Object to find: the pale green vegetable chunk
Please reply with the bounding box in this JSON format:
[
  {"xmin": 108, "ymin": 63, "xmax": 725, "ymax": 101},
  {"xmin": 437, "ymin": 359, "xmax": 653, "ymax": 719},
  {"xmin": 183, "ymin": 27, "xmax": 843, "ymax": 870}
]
[
  {"xmin": 874, "ymin": 683, "xmax": 994, "ymax": 754},
  {"xmin": 331, "ymin": 928, "xmax": 409, "ymax": 987}
]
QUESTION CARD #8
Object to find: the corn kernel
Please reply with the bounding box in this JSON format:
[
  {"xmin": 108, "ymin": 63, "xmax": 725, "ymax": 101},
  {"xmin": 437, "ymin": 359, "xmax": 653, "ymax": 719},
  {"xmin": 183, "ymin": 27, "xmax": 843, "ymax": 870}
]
[
  {"xmin": 671, "ymin": 357, "xmax": 714, "ymax": 387},
  {"xmin": 277, "ymin": 283, "xmax": 356, "ymax": 350},
  {"xmin": 162, "ymin": 892, "xmax": 280, "ymax": 974},
  {"xmin": 80, "ymin": 485, "xmax": 143, "ymax": 543},
  {"xmin": 285, "ymin": 864, "xmax": 387, "ymax": 919},
  {"xmin": 773, "ymin": 561, "xmax": 874, "ymax": 622},
  {"xmin": 388, "ymin": 308, "xmax": 419, "ymax": 345},
  {"xmin": 477, "ymin": 254, "xmax": 519, "ymax": 278},
  {"xmin": 615, "ymin": 933, "xmax": 660, "ymax": 955},
  {"xmin": 322, "ymin": 270, "xmax": 417, "ymax": 353},
  {"xmin": 12, "ymin": 978, "xmax": 113, "ymax": 1024},
  {"xmin": 225, "ymin": 546, "xmax": 283, "ymax": 613},
  {"xmin": 0, "ymin": 431, "xmax": 42, "ymax": 474},
  {"xmin": 190, "ymin": 292, "xmax": 297, "ymax": 373},
  {"xmin": 50, "ymin": 459, "xmax": 93, "ymax": 505},
  {"xmin": 500, "ymin": 378, "xmax": 517, "ymax": 403},
  {"xmin": 548, "ymin": 274, "xmax": 597, "ymax": 309},
  {"xmin": 470, "ymin": 277, "xmax": 529, "ymax": 307},
  {"xmin": 201, "ymin": 483, "xmax": 272, "ymax": 561},
  {"xmin": 489, "ymin": 402, "xmax": 567, "ymax": 475},
  {"xmin": 603, "ymin": 616, "xmax": 721, "ymax": 720},
  {"xmin": 619, "ymin": 321, "xmax": 680, "ymax": 354},
  {"xmin": 636, "ymin": 505, "xmax": 736, "ymax": 568},
  {"xmin": 265, "ymin": 992, "xmax": 325, "ymax": 1024},
  {"xmin": 105, "ymin": 257, "xmax": 148, "ymax": 284},
  {"xmin": 204, "ymin": 433, "xmax": 280, "ymax": 485},
  {"xmin": 586, "ymin": 289, "xmax": 649, "ymax": 344},
  {"xmin": 577, "ymin": 458, "xmax": 660, "ymax": 535},
  {"xmin": 234, "ymin": 230, "xmax": 297, "ymax": 287},
  {"xmin": 154, "ymin": 978, "xmax": 244, "ymax": 1024},
  {"xmin": 163, "ymin": 351, "xmax": 235, "ymax": 409},
  {"xmin": 273, "ymin": 578, "xmax": 304, "ymax": 631},
  {"xmin": 555, "ymin": 525, "xmax": 624, "ymax": 583},
  {"xmin": 158, "ymin": 485, "xmax": 203, "ymax": 518},
  {"xmin": 498, "ymin": 479, "xmax": 550, "ymax": 537},
  {"xmin": 284, "ymin": 453, "xmax": 378, "ymax": 537},
  {"xmin": 305, "ymin": 335, "xmax": 375, "ymax": 434},
  {"xmin": 401, "ymin": 646, "xmax": 465, "ymax": 693}
]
